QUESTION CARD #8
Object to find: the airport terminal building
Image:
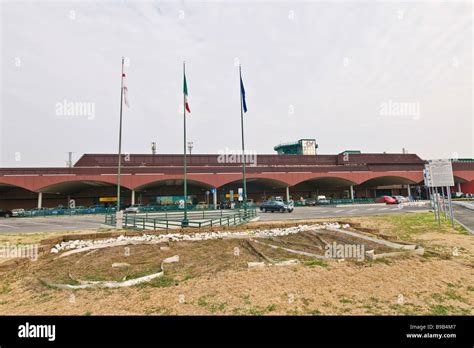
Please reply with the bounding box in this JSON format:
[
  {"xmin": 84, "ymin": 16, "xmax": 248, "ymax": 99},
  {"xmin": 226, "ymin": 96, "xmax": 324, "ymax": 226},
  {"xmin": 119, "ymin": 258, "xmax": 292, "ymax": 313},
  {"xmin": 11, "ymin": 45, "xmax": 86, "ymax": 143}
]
[{"xmin": 1, "ymin": 140, "xmax": 474, "ymax": 210}]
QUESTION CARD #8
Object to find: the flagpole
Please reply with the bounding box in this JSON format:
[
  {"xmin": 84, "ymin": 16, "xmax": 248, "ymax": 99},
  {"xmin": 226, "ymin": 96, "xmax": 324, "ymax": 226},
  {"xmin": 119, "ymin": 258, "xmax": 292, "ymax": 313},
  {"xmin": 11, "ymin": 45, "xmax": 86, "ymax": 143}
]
[
  {"xmin": 182, "ymin": 61, "xmax": 189, "ymax": 227},
  {"xmin": 117, "ymin": 57, "xmax": 125, "ymax": 213},
  {"xmin": 239, "ymin": 65, "xmax": 247, "ymax": 214}
]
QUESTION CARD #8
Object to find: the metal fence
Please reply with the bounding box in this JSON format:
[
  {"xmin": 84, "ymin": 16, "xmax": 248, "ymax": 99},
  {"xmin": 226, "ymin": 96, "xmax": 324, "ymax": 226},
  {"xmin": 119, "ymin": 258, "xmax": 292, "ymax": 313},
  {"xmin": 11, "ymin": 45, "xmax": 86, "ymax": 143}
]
[
  {"xmin": 104, "ymin": 208, "xmax": 258, "ymax": 230},
  {"xmin": 12, "ymin": 204, "xmax": 218, "ymax": 218},
  {"xmin": 14, "ymin": 207, "xmax": 117, "ymax": 217}
]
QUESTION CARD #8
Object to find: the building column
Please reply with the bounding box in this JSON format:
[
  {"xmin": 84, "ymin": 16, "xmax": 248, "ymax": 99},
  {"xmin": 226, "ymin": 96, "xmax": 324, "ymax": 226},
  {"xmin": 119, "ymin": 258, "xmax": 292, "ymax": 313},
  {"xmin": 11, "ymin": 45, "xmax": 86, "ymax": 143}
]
[
  {"xmin": 286, "ymin": 186, "xmax": 290, "ymax": 202},
  {"xmin": 213, "ymin": 188, "xmax": 217, "ymax": 209},
  {"xmin": 349, "ymin": 185, "xmax": 354, "ymax": 200},
  {"xmin": 457, "ymin": 183, "xmax": 462, "ymax": 192},
  {"xmin": 407, "ymin": 184, "xmax": 411, "ymax": 197},
  {"xmin": 131, "ymin": 190, "xmax": 135, "ymax": 206},
  {"xmin": 37, "ymin": 192, "xmax": 43, "ymax": 208}
]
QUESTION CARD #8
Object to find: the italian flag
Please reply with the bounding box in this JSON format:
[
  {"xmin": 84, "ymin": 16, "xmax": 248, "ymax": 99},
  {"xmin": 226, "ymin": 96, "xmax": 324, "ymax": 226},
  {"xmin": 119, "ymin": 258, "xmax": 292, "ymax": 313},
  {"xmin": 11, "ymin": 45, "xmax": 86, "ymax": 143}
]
[{"xmin": 183, "ymin": 72, "xmax": 190, "ymax": 113}]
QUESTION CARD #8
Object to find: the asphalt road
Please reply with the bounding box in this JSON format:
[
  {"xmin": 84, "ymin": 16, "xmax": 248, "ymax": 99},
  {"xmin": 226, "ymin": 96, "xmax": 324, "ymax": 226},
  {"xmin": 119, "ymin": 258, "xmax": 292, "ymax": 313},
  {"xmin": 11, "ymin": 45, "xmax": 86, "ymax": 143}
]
[
  {"xmin": 256, "ymin": 204, "xmax": 429, "ymax": 221},
  {"xmin": 0, "ymin": 204, "xmax": 429, "ymax": 234},
  {"xmin": 453, "ymin": 205, "xmax": 474, "ymax": 234}
]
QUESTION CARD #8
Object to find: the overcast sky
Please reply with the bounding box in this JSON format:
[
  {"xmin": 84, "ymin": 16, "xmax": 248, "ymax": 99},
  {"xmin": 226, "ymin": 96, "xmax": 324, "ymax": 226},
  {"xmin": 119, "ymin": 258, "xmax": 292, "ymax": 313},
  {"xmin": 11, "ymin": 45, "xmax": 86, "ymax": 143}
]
[{"xmin": 1, "ymin": 0, "xmax": 472, "ymax": 167}]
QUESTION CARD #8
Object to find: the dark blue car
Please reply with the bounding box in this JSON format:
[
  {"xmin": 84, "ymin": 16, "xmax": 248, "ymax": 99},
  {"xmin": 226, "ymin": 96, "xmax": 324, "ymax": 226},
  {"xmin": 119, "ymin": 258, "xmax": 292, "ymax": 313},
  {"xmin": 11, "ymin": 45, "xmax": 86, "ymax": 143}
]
[{"xmin": 259, "ymin": 201, "xmax": 293, "ymax": 213}]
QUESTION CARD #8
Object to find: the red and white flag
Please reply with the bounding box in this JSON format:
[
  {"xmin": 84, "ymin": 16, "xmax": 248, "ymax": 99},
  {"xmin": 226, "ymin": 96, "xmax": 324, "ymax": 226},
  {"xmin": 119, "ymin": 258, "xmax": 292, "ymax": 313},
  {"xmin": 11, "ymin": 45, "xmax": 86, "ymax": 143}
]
[{"xmin": 122, "ymin": 73, "xmax": 130, "ymax": 107}]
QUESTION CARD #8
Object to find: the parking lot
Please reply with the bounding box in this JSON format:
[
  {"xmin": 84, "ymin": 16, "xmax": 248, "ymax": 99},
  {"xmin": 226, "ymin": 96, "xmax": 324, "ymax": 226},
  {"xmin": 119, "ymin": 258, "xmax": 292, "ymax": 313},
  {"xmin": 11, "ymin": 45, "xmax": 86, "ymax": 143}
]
[
  {"xmin": 0, "ymin": 215, "xmax": 104, "ymax": 234},
  {"xmin": 0, "ymin": 204, "xmax": 431, "ymax": 234},
  {"xmin": 257, "ymin": 204, "xmax": 429, "ymax": 221}
]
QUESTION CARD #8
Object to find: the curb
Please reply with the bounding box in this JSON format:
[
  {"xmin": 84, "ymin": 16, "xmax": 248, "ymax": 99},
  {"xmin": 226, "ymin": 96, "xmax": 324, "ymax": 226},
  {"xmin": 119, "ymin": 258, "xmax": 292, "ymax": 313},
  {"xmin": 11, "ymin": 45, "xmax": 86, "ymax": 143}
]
[
  {"xmin": 454, "ymin": 218, "xmax": 474, "ymax": 235},
  {"xmin": 452, "ymin": 201, "xmax": 474, "ymax": 211}
]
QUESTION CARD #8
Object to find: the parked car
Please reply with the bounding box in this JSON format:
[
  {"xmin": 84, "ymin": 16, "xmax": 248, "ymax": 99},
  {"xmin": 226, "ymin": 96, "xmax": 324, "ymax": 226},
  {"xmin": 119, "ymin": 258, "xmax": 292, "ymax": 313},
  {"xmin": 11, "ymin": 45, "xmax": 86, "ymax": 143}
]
[
  {"xmin": 125, "ymin": 204, "xmax": 144, "ymax": 214},
  {"xmin": 259, "ymin": 201, "xmax": 294, "ymax": 213},
  {"xmin": 452, "ymin": 192, "xmax": 464, "ymax": 198},
  {"xmin": 11, "ymin": 208, "xmax": 25, "ymax": 217},
  {"xmin": 196, "ymin": 202, "xmax": 208, "ymax": 209},
  {"xmin": 461, "ymin": 193, "xmax": 474, "ymax": 199},
  {"xmin": 218, "ymin": 201, "xmax": 232, "ymax": 210},
  {"xmin": 305, "ymin": 198, "xmax": 317, "ymax": 206},
  {"xmin": 0, "ymin": 208, "xmax": 13, "ymax": 218},
  {"xmin": 50, "ymin": 206, "xmax": 67, "ymax": 215},
  {"xmin": 393, "ymin": 195, "xmax": 409, "ymax": 204},
  {"xmin": 316, "ymin": 195, "xmax": 331, "ymax": 205},
  {"xmin": 29, "ymin": 207, "xmax": 48, "ymax": 216},
  {"xmin": 375, "ymin": 196, "xmax": 397, "ymax": 204}
]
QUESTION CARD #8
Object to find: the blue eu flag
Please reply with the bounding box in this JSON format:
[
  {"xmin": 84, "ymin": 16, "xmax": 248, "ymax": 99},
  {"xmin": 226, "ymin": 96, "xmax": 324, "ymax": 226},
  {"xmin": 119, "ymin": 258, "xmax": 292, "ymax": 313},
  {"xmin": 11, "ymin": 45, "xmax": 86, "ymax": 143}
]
[{"xmin": 240, "ymin": 72, "xmax": 248, "ymax": 113}]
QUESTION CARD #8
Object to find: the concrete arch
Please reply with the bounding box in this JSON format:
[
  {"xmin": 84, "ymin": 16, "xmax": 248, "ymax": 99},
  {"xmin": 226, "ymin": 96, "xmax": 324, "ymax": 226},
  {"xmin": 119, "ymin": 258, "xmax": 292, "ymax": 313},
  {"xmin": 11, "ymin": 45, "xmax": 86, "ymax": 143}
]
[
  {"xmin": 215, "ymin": 173, "xmax": 292, "ymax": 188},
  {"xmin": 0, "ymin": 182, "xmax": 36, "ymax": 192},
  {"xmin": 290, "ymin": 173, "xmax": 360, "ymax": 186},
  {"xmin": 37, "ymin": 178, "xmax": 126, "ymax": 193},
  {"xmin": 453, "ymin": 174, "xmax": 472, "ymax": 183},
  {"xmin": 292, "ymin": 176, "xmax": 358, "ymax": 188},
  {"xmin": 129, "ymin": 174, "xmax": 217, "ymax": 190},
  {"xmin": 0, "ymin": 183, "xmax": 39, "ymax": 210},
  {"xmin": 359, "ymin": 175, "xmax": 418, "ymax": 187},
  {"xmin": 134, "ymin": 178, "xmax": 213, "ymax": 191},
  {"xmin": 217, "ymin": 177, "xmax": 290, "ymax": 189},
  {"xmin": 452, "ymin": 170, "xmax": 474, "ymax": 182}
]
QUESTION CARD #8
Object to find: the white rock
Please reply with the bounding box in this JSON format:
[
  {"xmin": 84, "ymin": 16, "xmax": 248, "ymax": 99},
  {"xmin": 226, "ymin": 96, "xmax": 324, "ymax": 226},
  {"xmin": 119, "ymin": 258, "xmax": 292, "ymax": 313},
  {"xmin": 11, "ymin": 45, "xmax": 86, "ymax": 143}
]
[
  {"xmin": 247, "ymin": 262, "xmax": 265, "ymax": 268},
  {"xmin": 163, "ymin": 255, "xmax": 179, "ymax": 263},
  {"xmin": 274, "ymin": 259, "xmax": 300, "ymax": 266},
  {"xmin": 112, "ymin": 262, "xmax": 130, "ymax": 268}
]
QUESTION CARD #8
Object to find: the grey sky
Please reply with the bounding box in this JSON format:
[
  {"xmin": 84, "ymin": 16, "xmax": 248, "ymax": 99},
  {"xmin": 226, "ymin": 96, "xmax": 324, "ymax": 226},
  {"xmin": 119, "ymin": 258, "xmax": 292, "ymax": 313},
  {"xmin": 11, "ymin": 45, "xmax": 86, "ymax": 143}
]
[{"xmin": 1, "ymin": 0, "xmax": 472, "ymax": 167}]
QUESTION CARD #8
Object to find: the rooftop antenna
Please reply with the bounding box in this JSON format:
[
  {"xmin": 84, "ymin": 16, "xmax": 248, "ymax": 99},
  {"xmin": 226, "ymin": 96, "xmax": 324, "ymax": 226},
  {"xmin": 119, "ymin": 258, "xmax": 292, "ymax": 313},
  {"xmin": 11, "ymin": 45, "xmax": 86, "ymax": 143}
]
[{"xmin": 66, "ymin": 152, "xmax": 73, "ymax": 168}]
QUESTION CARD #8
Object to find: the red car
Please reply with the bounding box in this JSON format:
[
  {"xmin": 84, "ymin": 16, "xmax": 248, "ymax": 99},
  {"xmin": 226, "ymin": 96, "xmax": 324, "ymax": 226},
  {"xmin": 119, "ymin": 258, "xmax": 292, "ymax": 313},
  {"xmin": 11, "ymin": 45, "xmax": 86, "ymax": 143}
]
[{"xmin": 375, "ymin": 196, "xmax": 397, "ymax": 204}]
